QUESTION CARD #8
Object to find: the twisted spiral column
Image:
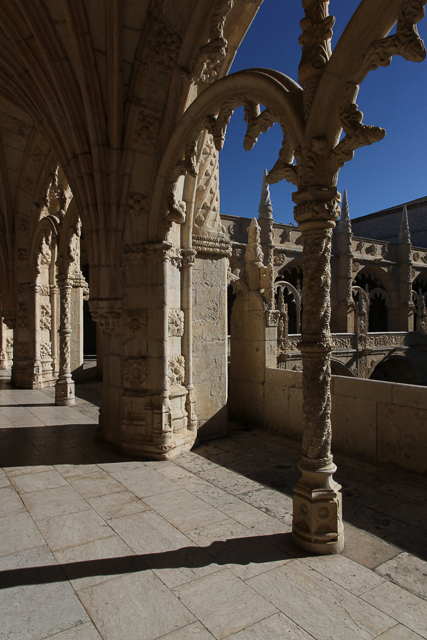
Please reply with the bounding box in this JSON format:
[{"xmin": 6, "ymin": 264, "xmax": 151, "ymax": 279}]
[{"xmin": 292, "ymin": 191, "xmax": 344, "ymax": 554}]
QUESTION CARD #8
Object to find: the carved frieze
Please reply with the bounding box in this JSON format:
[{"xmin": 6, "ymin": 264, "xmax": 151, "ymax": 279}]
[
  {"xmin": 168, "ymin": 310, "xmax": 185, "ymax": 337},
  {"xmin": 168, "ymin": 355, "xmax": 185, "ymax": 386}
]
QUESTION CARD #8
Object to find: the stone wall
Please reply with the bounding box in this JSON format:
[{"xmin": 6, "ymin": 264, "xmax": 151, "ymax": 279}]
[
  {"xmin": 192, "ymin": 254, "xmax": 228, "ymax": 440},
  {"xmin": 263, "ymin": 368, "xmax": 427, "ymax": 474}
]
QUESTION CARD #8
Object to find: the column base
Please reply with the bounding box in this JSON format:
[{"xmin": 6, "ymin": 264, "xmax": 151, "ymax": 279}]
[
  {"xmin": 292, "ymin": 460, "xmax": 344, "ymax": 555},
  {"xmin": 55, "ymin": 377, "xmax": 75, "ymax": 405},
  {"xmin": 120, "ymin": 429, "xmax": 196, "ymax": 460}
]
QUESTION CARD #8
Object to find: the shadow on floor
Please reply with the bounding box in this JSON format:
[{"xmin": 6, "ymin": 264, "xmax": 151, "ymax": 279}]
[
  {"xmin": 0, "ymin": 533, "xmax": 307, "ymax": 590},
  {"xmin": 193, "ymin": 423, "xmax": 427, "ymax": 562}
]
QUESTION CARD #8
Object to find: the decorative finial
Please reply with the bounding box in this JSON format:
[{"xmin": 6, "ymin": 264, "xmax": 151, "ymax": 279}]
[
  {"xmin": 337, "ymin": 189, "xmax": 352, "ymax": 233},
  {"xmin": 258, "ymin": 169, "xmax": 273, "ymax": 220},
  {"xmin": 399, "ymin": 205, "xmax": 411, "ymax": 244}
]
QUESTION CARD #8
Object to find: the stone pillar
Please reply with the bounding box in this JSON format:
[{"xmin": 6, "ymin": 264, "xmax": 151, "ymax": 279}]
[
  {"xmin": 292, "ymin": 189, "xmax": 344, "ymax": 554},
  {"xmin": 335, "ymin": 190, "xmax": 353, "ymax": 333},
  {"xmin": 398, "ymin": 205, "xmax": 414, "ymax": 331},
  {"xmin": 55, "ymin": 277, "xmax": 75, "ymax": 405},
  {"xmin": 182, "ymin": 249, "xmax": 198, "ymax": 433}
]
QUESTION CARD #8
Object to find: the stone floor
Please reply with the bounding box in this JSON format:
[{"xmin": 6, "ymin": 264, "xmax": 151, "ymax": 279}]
[{"xmin": 1, "ymin": 370, "xmax": 427, "ymax": 640}]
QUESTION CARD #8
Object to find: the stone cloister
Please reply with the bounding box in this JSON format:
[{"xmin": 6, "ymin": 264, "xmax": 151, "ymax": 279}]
[{"xmin": 0, "ymin": 0, "xmax": 426, "ymax": 558}]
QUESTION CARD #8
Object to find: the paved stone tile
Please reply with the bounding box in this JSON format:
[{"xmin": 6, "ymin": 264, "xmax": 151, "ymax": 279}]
[
  {"xmin": 105, "ymin": 466, "xmax": 178, "ymax": 498},
  {"xmin": 173, "ymin": 568, "xmax": 277, "ymax": 640},
  {"xmin": 173, "ymin": 474, "xmax": 212, "ymax": 493},
  {"xmin": 342, "ymin": 531, "xmax": 401, "ymax": 569},
  {"xmin": 54, "ymin": 463, "xmax": 100, "ymax": 478},
  {"xmin": 66, "ymin": 469, "xmax": 126, "ymax": 498},
  {"xmin": 0, "ymin": 512, "xmax": 45, "ymax": 557},
  {"xmin": 174, "ymin": 452, "xmax": 219, "ymax": 474},
  {"xmin": 143, "ymin": 489, "xmax": 229, "ymax": 532},
  {"xmin": 238, "ymin": 488, "xmax": 293, "ymax": 525},
  {"xmin": 361, "ymin": 581, "xmax": 427, "ymax": 639},
  {"xmin": 185, "ymin": 517, "xmax": 253, "ymax": 549},
  {"xmin": 0, "ymin": 469, "xmax": 10, "ymax": 488},
  {"xmin": 156, "ymin": 622, "xmax": 215, "ymax": 639},
  {"xmin": 5, "ymin": 464, "xmax": 54, "ymax": 477},
  {"xmin": 108, "ymin": 510, "xmax": 192, "ymax": 555},
  {"xmin": 198, "ymin": 467, "xmax": 263, "ymax": 496},
  {"xmin": 88, "ymin": 490, "xmax": 149, "ymax": 520},
  {"xmin": 42, "ymin": 622, "xmax": 103, "ymax": 639},
  {"xmin": 21, "ymin": 485, "xmax": 91, "ymax": 521},
  {"xmin": 378, "ymin": 481, "xmax": 427, "ymax": 504},
  {"xmin": 374, "ymin": 624, "xmax": 425, "ymax": 639},
  {"xmin": 226, "ymin": 611, "xmax": 315, "ymax": 639},
  {"xmin": 78, "ymin": 571, "xmax": 195, "ymax": 640},
  {"xmin": 0, "ymin": 581, "xmax": 90, "ymax": 640},
  {"xmin": 343, "ymin": 498, "xmax": 403, "ymax": 538},
  {"xmin": 146, "ymin": 545, "xmax": 221, "ymax": 589},
  {"xmin": 0, "ymin": 486, "xmax": 25, "ymax": 517},
  {"xmin": 301, "ymin": 554, "xmax": 385, "ymax": 596},
  {"xmin": 247, "ymin": 560, "xmax": 396, "ymax": 640},
  {"xmin": 54, "ymin": 534, "xmax": 138, "ymax": 591},
  {"xmin": 376, "ymin": 552, "xmax": 427, "ymax": 600},
  {"xmin": 38, "ymin": 509, "xmax": 114, "ymax": 552},
  {"xmin": 0, "ymin": 544, "xmax": 58, "ymax": 590},
  {"xmin": 193, "ymin": 486, "xmax": 269, "ymax": 526},
  {"xmin": 10, "ymin": 469, "xmax": 69, "ymax": 494}
]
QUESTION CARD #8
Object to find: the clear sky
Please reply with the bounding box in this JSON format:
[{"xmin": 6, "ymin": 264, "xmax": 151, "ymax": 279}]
[{"xmin": 218, "ymin": 1, "xmax": 427, "ymax": 225}]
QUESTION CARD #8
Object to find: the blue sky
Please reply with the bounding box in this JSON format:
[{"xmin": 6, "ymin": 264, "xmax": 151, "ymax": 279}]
[{"xmin": 219, "ymin": 1, "xmax": 427, "ymax": 224}]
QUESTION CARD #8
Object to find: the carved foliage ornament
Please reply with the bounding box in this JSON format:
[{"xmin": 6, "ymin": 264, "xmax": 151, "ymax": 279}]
[
  {"xmin": 192, "ymin": 0, "xmax": 234, "ymax": 84},
  {"xmin": 168, "ymin": 355, "xmax": 185, "ymax": 386},
  {"xmin": 168, "ymin": 310, "xmax": 185, "ymax": 337}
]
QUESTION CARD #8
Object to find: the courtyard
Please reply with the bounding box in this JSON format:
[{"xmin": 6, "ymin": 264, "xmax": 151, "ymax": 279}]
[{"xmin": 0, "ymin": 370, "xmax": 426, "ymax": 640}]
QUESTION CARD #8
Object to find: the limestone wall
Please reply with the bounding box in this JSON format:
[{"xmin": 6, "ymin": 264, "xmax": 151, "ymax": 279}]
[
  {"xmin": 192, "ymin": 254, "xmax": 228, "ymax": 440},
  {"xmin": 264, "ymin": 368, "xmax": 427, "ymax": 474}
]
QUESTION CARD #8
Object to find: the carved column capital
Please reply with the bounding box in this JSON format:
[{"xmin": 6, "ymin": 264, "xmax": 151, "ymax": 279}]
[
  {"xmin": 88, "ymin": 299, "xmax": 123, "ymax": 334},
  {"xmin": 293, "ymin": 187, "xmax": 340, "ymax": 230}
]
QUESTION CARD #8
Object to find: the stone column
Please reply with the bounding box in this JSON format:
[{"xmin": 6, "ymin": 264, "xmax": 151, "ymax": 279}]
[
  {"xmin": 55, "ymin": 277, "xmax": 75, "ymax": 405},
  {"xmin": 292, "ymin": 189, "xmax": 344, "ymax": 554},
  {"xmin": 182, "ymin": 249, "xmax": 197, "ymax": 433}
]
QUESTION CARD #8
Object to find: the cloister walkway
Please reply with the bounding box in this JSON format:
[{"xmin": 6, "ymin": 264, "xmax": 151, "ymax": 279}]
[{"xmin": 0, "ymin": 370, "xmax": 426, "ymax": 640}]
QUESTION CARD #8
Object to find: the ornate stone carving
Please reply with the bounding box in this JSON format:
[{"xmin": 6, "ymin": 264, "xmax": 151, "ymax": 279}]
[
  {"xmin": 366, "ymin": 244, "xmax": 377, "ymax": 256},
  {"xmin": 18, "ymin": 216, "xmax": 29, "ymax": 232},
  {"xmin": 133, "ymin": 108, "xmax": 160, "ymax": 151},
  {"xmin": 152, "ymin": 26, "xmax": 181, "ymax": 70},
  {"xmin": 274, "ymin": 252, "xmax": 288, "ymax": 267},
  {"xmin": 298, "ymin": 0, "xmax": 335, "ymax": 119},
  {"xmin": 193, "ymin": 133, "xmax": 224, "ymax": 237},
  {"xmin": 124, "ymin": 357, "xmax": 148, "ymax": 390},
  {"xmin": 17, "ymin": 343, "xmax": 28, "ymax": 358},
  {"xmin": 39, "ymin": 302, "xmax": 51, "ymax": 331},
  {"xmin": 294, "ymin": 196, "xmax": 340, "ymax": 226},
  {"xmin": 192, "ymin": 234, "xmax": 231, "ymax": 256},
  {"xmin": 192, "ymin": 0, "xmax": 234, "ymax": 84},
  {"xmin": 89, "ymin": 300, "xmax": 122, "ymax": 334},
  {"xmin": 168, "ymin": 310, "xmax": 185, "ymax": 337},
  {"xmin": 124, "ymin": 310, "xmax": 147, "ymax": 338},
  {"xmin": 40, "ymin": 342, "xmax": 52, "ymax": 360},
  {"xmin": 168, "ymin": 355, "xmax": 185, "ymax": 386},
  {"xmin": 17, "ymin": 302, "xmax": 28, "ymax": 329},
  {"xmin": 127, "ymin": 193, "xmax": 148, "ymax": 217},
  {"xmin": 38, "ymin": 285, "xmax": 50, "ymax": 296},
  {"xmin": 331, "ymin": 82, "xmax": 385, "ymax": 173},
  {"xmin": 355, "ymin": 0, "xmax": 427, "ymax": 83},
  {"xmin": 17, "ymin": 248, "xmax": 27, "ymax": 261}
]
